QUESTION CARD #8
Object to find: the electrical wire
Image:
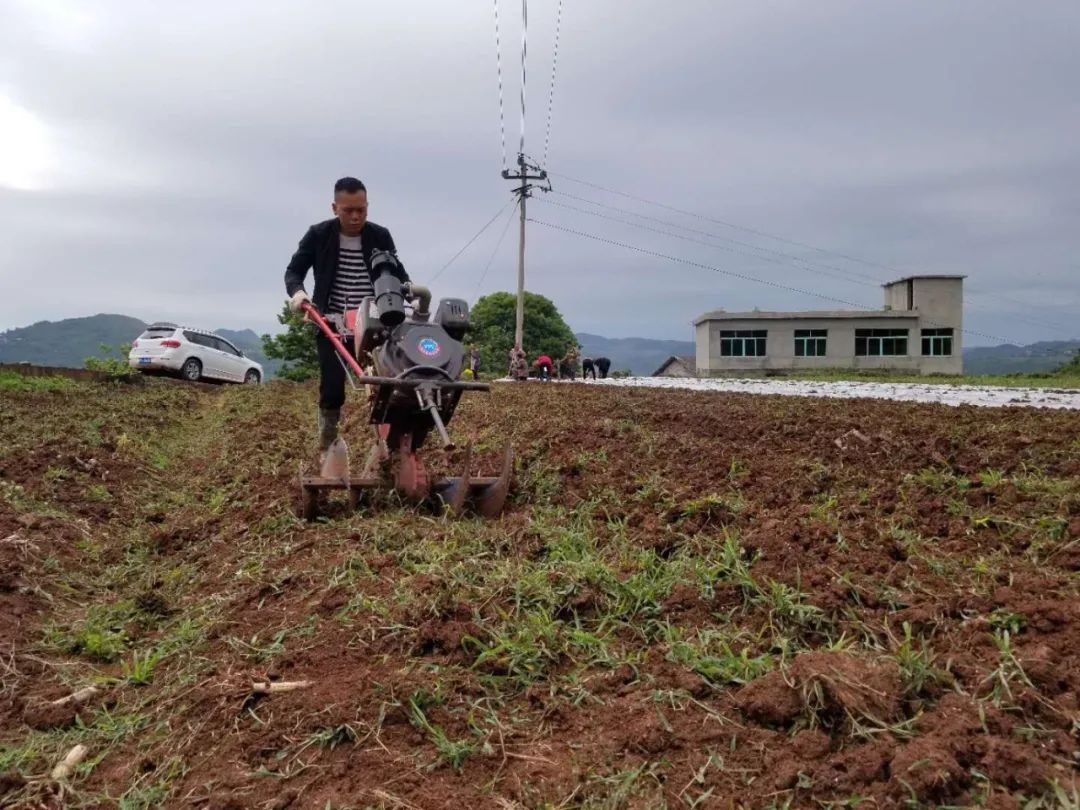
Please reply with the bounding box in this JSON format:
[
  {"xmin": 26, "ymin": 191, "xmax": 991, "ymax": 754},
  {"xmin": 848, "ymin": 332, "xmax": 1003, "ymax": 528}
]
[
  {"xmin": 536, "ymin": 195, "xmax": 883, "ymax": 290},
  {"xmin": 527, "ymin": 216, "xmax": 1015, "ymax": 344},
  {"xmin": 547, "ymin": 171, "xmax": 1078, "ymax": 338},
  {"xmin": 530, "ymin": 217, "xmax": 872, "ymax": 306},
  {"xmin": 492, "ymin": 0, "xmax": 507, "ymax": 170},
  {"xmin": 430, "ymin": 200, "xmax": 514, "ymax": 283},
  {"xmin": 518, "ymin": 0, "xmax": 528, "ymax": 157},
  {"xmin": 540, "ymin": 192, "xmax": 1078, "ymax": 337},
  {"xmin": 547, "ymin": 169, "xmax": 905, "ymax": 277},
  {"xmin": 474, "ymin": 199, "xmax": 520, "ymax": 297},
  {"xmin": 548, "ymin": 189, "xmax": 884, "ymax": 286},
  {"xmin": 541, "ymin": 0, "xmax": 563, "ymax": 169}
]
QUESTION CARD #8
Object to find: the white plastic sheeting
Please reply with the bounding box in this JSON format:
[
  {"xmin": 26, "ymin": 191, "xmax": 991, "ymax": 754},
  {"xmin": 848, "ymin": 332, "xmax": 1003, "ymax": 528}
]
[{"xmin": 570, "ymin": 376, "xmax": 1080, "ymax": 410}]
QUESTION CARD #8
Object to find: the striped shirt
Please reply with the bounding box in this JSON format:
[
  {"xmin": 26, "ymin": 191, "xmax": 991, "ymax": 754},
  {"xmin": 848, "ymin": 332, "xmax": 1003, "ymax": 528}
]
[{"xmin": 327, "ymin": 234, "xmax": 373, "ymax": 313}]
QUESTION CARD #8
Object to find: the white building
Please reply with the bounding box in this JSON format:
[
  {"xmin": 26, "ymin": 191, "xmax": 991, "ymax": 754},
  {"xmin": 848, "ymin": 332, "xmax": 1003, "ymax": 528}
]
[{"xmin": 694, "ymin": 275, "xmax": 964, "ymax": 376}]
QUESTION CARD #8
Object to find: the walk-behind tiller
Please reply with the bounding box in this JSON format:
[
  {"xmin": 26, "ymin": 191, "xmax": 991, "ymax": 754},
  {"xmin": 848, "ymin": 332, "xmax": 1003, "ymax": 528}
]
[{"xmin": 298, "ymin": 251, "xmax": 512, "ymax": 520}]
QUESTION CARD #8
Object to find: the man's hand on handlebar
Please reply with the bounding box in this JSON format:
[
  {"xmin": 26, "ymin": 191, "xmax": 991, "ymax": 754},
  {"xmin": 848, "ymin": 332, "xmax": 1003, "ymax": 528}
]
[{"xmin": 289, "ymin": 290, "xmax": 312, "ymax": 314}]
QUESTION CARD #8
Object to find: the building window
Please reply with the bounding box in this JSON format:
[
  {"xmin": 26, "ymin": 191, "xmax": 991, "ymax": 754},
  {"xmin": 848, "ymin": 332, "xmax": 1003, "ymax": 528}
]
[
  {"xmin": 794, "ymin": 329, "xmax": 827, "ymax": 357},
  {"xmin": 921, "ymin": 328, "xmax": 953, "ymax": 356},
  {"xmin": 855, "ymin": 328, "xmax": 909, "ymax": 356},
  {"xmin": 719, "ymin": 330, "xmax": 767, "ymax": 357}
]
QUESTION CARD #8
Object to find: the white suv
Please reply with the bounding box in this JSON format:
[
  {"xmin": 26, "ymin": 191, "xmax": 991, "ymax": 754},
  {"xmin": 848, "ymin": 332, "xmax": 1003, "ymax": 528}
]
[{"xmin": 128, "ymin": 323, "xmax": 263, "ymax": 384}]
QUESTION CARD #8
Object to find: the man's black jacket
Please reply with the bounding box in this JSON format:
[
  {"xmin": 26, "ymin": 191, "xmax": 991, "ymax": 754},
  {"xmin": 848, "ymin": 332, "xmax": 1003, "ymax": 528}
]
[{"xmin": 284, "ymin": 219, "xmax": 409, "ymax": 312}]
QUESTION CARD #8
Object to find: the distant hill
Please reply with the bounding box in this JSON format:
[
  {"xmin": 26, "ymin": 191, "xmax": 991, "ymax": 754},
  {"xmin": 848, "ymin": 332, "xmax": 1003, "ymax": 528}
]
[
  {"xmin": 0, "ymin": 314, "xmax": 281, "ymax": 377},
  {"xmin": 576, "ymin": 332, "xmax": 696, "ymax": 376},
  {"xmin": 0, "ymin": 314, "xmax": 147, "ymax": 367},
  {"xmin": 212, "ymin": 328, "xmax": 281, "ymax": 376},
  {"xmin": 4, "ymin": 316, "xmax": 1076, "ymax": 379},
  {"xmin": 963, "ymin": 341, "xmax": 1080, "ymax": 375}
]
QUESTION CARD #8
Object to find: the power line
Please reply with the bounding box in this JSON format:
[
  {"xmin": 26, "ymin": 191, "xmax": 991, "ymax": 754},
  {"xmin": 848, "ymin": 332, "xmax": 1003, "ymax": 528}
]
[
  {"xmin": 542, "ymin": 192, "xmax": 884, "ymax": 288},
  {"xmin": 547, "ymin": 169, "xmax": 900, "ymax": 275},
  {"xmin": 541, "ymin": 0, "xmax": 563, "ymax": 169},
  {"xmin": 529, "ymin": 217, "xmax": 874, "ymax": 308},
  {"xmin": 518, "ymin": 0, "xmax": 528, "ymax": 157},
  {"xmin": 492, "ymin": 0, "xmax": 507, "ymax": 170},
  {"xmin": 430, "ymin": 200, "xmax": 514, "ymax": 283},
  {"xmin": 474, "ymin": 199, "xmax": 520, "ymax": 297},
  {"xmin": 548, "ymin": 171, "xmax": 1079, "ymax": 338},
  {"xmin": 535, "ymin": 196, "xmax": 883, "ymax": 290},
  {"xmin": 527, "ymin": 216, "xmax": 1015, "ymax": 345},
  {"xmin": 540, "ymin": 192, "xmax": 1079, "ymax": 338}
]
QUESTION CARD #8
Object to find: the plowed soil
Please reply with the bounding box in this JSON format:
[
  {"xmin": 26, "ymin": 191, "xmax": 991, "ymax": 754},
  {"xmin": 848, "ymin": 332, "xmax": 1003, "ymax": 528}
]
[{"xmin": 1, "ymin": 378, "xmax": 1079, "ymax": 809}]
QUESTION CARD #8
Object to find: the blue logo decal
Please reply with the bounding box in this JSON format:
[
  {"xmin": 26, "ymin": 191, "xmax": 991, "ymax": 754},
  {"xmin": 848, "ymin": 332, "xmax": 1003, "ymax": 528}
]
[{"xmin": 418, "ymin": 337, "xmax": 441, "ymax": 357}]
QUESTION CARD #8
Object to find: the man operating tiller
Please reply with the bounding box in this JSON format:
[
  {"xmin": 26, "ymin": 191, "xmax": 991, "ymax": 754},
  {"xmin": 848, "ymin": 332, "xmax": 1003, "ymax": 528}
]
[
  {"xmin": 284, "ymin": 176, "xmax": 408, "ymax": 466},
  {"xmin": 280, "ymin": 177, "xmax": 512, "ymax": 519}
]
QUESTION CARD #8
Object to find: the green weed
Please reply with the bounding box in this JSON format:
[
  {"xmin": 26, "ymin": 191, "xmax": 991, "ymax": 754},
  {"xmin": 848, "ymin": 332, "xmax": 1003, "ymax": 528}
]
[
  {"xmin": 406, "ymin": 691, "xmax": 480, "ymax": 772},
  {"xmin": 662, "ymin": 624, "xmax": 772, "ymax": 686},
  {"xmin": 225, "ymin": 630, "xmax": 287, "ymax": 663},
  {"xmin": 985, "ymin": 629, "xmax": 1034, "ymax": 706},
  {"xmin": 890, "ymin": 622, "xmax": 947, "ymax": 699},
  {"xmin": 86, "ymin": 483, "xmax": 113, "ymax": 502},
  {"xmin": 121, "ymin": 648, "xmax": 166, "ymax": 686},
  {"xmin": 0, "ymin": 371, "xmax": 77, "ymax": 392}
]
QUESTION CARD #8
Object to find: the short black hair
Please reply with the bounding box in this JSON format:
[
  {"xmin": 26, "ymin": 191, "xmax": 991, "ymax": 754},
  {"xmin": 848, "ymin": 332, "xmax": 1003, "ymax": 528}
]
[{"xmin": 334, "ymin": 177, "xmax": 366, "ymax": 195}]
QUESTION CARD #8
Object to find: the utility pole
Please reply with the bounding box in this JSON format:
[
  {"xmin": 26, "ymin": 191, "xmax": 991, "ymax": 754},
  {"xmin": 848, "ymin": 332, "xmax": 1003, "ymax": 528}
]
[{"xmin": 501, "ymin": 153, "xmax": 549, "ymax": 351}]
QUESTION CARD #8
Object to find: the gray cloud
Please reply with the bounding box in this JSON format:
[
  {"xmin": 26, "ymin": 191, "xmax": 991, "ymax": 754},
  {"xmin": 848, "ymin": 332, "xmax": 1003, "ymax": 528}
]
[{"xmin": 1, "ymin": 0, "xmax": 1077, "ymax": 345}]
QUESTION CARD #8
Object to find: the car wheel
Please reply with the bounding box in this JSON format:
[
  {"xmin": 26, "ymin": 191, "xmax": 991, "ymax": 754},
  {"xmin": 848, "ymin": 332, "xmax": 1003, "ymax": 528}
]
[
  {"xmin": 244, "ymin": 369, "xmax": 261, "ymax": 385},
  {"xmin": 181, "ymin": 358, "xmax": 202, "ymax": 382}
]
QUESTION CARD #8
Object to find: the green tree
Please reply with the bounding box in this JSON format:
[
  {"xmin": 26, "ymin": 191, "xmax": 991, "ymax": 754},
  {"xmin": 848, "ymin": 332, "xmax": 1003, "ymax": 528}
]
[
  {"xmin": 261, "ymin": 304, "xmax": 319, "ymax": 382},
  {"xmin": 1054, "ymin": 348, "xmax": 1080, "ymax": 376},
  {"xmin": 469, "ymin": 292, "xmax": 577, "ymax": 375}
]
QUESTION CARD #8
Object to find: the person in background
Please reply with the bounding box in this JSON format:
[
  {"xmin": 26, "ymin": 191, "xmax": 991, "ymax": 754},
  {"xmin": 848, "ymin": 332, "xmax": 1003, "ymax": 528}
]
[
  {"xmin": 559, "ymin": 347, "xmax": 579, "ymax": 380},
  {"xmin": 508, "ymin": 346, "xmax": 529, "ymax": 380},
  {"xmin": 534, "ymin": 354, "xmax": 555, "ymax": 381},
  {"xmin": 469, "ymin": 344, "xmax": 481, "ymax": 379}
]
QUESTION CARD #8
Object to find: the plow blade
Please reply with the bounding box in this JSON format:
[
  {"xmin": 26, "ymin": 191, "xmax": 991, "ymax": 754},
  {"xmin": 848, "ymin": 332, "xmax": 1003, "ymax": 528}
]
[
  {"xmin": 433, "ymin": 444, "xmax": 514, "ymax": 517},
  {"xmin": 299, "ymin": 474, "xmax": 380, "ymax": 521},
  {"xmin": 433, "ymin": 444, "xmax": 473, "ymax": 514},
  {"xmin": 392, "ymin": 435, "xmax": 430, "ymax": 503},
  {"xmin": 300, "ymin": 444, "xmax": 513, "ymax": 520},
  {"xmin": 470, "ymin": 444, "xmax": 514, "ymax": 518}
]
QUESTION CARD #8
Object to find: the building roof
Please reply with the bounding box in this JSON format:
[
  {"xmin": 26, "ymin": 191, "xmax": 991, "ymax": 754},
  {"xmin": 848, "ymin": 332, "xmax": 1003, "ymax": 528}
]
[
  {"xmin": 651, "ymin": 355, "xmax": 695, "ymax": 376},
  {"xmin": 693, "ymin": 309, "xmax": 918, "ymax": 326},
  {"xmin": 882, "ymin": 274, "xmax": 966, "ymax": 287}
]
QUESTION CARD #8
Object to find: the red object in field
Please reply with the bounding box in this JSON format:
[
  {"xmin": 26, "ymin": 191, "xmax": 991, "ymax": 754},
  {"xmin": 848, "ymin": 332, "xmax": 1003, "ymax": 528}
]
[
  {"xmin": 160, "ymin": 339, "xmax": 181, "ymax": 348},
  {"xmin": 535, "ymin": 355, "xmax": 553, "ymax": 368}
]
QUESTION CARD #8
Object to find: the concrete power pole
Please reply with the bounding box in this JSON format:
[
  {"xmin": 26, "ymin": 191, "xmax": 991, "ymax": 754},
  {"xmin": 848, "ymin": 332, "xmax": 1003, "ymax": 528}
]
[{"xmin": 501, "ymin": 153, "xmax": 549, "ymax": 352}]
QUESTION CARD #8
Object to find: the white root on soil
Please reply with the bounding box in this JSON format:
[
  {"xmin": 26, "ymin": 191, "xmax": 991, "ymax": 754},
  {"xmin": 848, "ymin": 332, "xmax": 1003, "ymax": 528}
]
[
  {"xmin": 50, "ymin": 685, "xmax": 100, "ymax": 706},
  {"xmin": 50, "ymin": 744, "xmax": 88, "ymax": 780},
  {"xmin": 251, "ymin": 680, "xmax": 312, "ymax": 694}
]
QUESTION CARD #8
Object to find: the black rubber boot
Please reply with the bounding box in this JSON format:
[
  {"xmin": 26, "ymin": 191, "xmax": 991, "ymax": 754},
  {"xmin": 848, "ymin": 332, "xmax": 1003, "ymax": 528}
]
[{"xmin": 316, "ymin": 408, "xmax": 341, "ymax": 468}]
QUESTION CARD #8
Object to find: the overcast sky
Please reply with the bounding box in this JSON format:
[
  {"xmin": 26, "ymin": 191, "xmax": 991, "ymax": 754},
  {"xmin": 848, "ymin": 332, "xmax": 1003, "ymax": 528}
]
[{"xmin": 1, "ymin": 0, "xmax": 1078, "ymax": 345}]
